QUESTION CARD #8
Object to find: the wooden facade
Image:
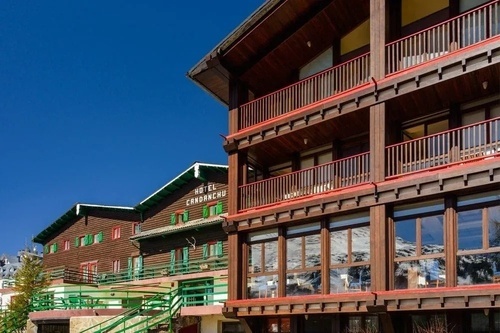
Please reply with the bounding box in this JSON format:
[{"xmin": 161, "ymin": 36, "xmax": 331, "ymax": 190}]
[
  {"xmin": 189, "ymin": 0, "xmax": 500, "ymax": 332},
  {"xmin": 34, "ymin": 205, "xmax": 140, "ymax": 283},
  {"xmin": 30, "ymin": 163, "xmax": 233, "ymax": 332}
]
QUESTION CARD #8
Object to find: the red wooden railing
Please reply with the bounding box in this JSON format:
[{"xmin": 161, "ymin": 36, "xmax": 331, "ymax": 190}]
[
  {"xmin": 239, "ymin": 152, "xmax": 370, "ymax": 210},
  {"xmin": 386, "ymin": 1, "xmax": 500, "ymax": 74},
  {"xmin": 239, "ymin": 53, "xmax": 370, "ymax": 129},
  {"xmin": 387, "ymin": 117, "xmax": 500, "ymax": 177}
]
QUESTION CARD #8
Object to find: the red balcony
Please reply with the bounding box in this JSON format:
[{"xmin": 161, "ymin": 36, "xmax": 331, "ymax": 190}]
[
  {"xmin": 239, "ymin": 53, "xmax": 371, "ymax": 130},
  {"xmin": 387, "ymin": 117, "xmax": 500, "ymax": 177},
  {"xmin": 386, "ymin": 1, "xmax": 500, "ymax": 74},
  {"xmin": 239, "ymin": 153, "xmax": 370, "ymax": 211}
]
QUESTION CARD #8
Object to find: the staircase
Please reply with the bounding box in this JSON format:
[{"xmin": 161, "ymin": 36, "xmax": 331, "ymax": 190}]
[{"xmin": 80, "ymin": 288, "xmax": 182, "ymax": 333}]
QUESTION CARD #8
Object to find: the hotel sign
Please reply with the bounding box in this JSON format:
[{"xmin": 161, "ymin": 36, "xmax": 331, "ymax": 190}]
[{"xmin": 186, "ymin": 183, "xmax": 226, "ymax": 206}]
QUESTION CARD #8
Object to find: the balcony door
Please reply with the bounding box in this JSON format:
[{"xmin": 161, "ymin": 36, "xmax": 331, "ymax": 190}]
[{"xmin": 80, "ymin": 261, "xmax": 97, "ymax": 283}]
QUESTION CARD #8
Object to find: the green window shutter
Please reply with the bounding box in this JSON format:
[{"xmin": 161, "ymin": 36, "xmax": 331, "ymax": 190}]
[
  {"xmin": 83, "ymin": 235, "xmax": 88, "ymax": 246},
  {"xmin": 97, "ymin": 232, "xmax": 103, "ymax": 243},
  {"xmin": 182, "ymin": 247, "xmax": 189, "ymax": 271},
  {"xmin": 216, "ymin": 241, "xmax": 223, "ymax": 257},
  {"xmin": 53, "ymin": 243, "xmax": 58, "ymax": 253},
  {"xmin": 88, "ymin": 234, "xmax": 94, "ymax": 245},
  {"xmin": 202, "ymin": 244, "xmax": 208, "ymax": 260},
  {"xmin": 170, "ymin": 250, "xmax": 176, "ymax": 274},
  {"xmin": 75, "ymin": 237, "xmax": 80, "ymax": 248},
  {"xmin": 44, "ymin": 245, "xmax": 49, "ymax": 254},
  {"xmin": 170, "ymin": 213, "xmax": 176, "ymax": 225},
  {"xmin": 216, "ymin": 201, "xmax": 223, "ymax": 214},
  {"xmin": 137, "ymin": 255, "xmax": 143, "ymax": 276},
  {"xmin": 182, "ymin": 210, "xmax": 189, "ymax": 223},
  {"xmin": 202, "ymin": 205, "xmax": 209, "ymax": 218},
  {"xmin": 127, "ymin": 257, "xmax": 133, "ymax": 280}
]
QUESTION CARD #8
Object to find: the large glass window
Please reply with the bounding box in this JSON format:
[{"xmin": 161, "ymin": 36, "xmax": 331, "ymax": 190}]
[
  {"xmin": 247, "ymin": 229, "xmax": 278, "ymax": 299},
  {"xmin": 285, "ymin": 222, "xmax": 321, "ymax": 296},
  {"xmin": 330, "ymin": 212, "xmax": 370, "ymax": 293},
  {"xmin": 457, "ymin": 191, "xmax": 500, "ymax": 286},
  {"xmin": 393, "ymin": 200, "xmax": 445, "ymax": 289}
]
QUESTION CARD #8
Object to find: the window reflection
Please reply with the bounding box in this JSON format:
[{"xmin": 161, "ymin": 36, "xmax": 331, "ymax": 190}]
[
  {"xmin": 393, "ymin": 201, "xmax": 445, "ymax": 289},
  {"xmin": 457, "ymin": 193, "xmax": 500, "ymax": 286},
  {"xmin": 286, "ymin": 222, "xmax": 321, "ymax": 296},
  {"xmin": 330, "ymin": 212, "xmax": 370, "ymax": 294}
]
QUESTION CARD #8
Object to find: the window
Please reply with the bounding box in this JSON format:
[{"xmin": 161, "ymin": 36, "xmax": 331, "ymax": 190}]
[
  {"xmin": 247, "ymin": 229, "xmax": 278, "ymax": 299},
  {"xmin": 299, "ymin": 47, "xmax": 333, "ymax": 80},
  {"xmin": 170, "ymin": 247, "xmax": 189, "ymax": 274},
  {"xmin": 285, "ymin": 222, "xmax": 321, "ymax": 296},
  {"xmin": 202, "ymin": 241, "xmax": 224, "ymax": 260},
  {"xmin": 457, "ymin": 191, "xmax": 500, "ymax": 286},
  {"xmin": 171, "ymin": 210, "xmax": 189, "ymax": 225},
  {"xmin": 112, "ymin": 260, "xmax": 120, "ymax": 273},
  {"xmin": 132, "ymin": 222, "xmax": 141, "ymax": 235},
  {"xmin": 202, "ymin": 201, "xmax": 222, "ymax": 218},
  {"xmin": 50, "ymin": 243, "xmax": 58, "ymax": 253},
  {"xmin": 112, "ymin": 226, "xmax": 121, "ymax": 240},
  {"xmin": 221, "ymin": 321, "xmax": 245, "ymax": 333},
  {"xmin": 80, "ymin": 261, "xmax": 98, "ymax": 283},
  {"xmin": 265, "ymin": 317, "xmax": 291, "ymax": 333},
  {"xmin": 393, "ymin": 200, "xmax": 445, "ymax": 289},
  {"xmin": 330, "ymin": 212, "xmax": 371, "ymax": 293},
  {"xmin": 63, "ymin": 240, "xmax": 70, "ymax": 251},
  {"xmin": 94, "ymin": 232, "xmax": 103, "ymax": 244}
]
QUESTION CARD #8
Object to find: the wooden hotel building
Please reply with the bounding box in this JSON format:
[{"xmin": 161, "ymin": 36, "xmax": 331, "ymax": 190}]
[{"xmin": 189, "ymin": 0, "xmax": 500, "ymax": 332}]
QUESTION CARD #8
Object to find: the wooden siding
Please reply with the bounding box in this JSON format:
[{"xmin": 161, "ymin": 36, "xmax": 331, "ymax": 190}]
[
  {"xmin": 41, "ymin": 210, "xmax": 140, "ymax": 274},
  {"xmin": 140, "ymin": 224, "xmax": 228, "ymax": 268},
  {"xmin": 141, "ymin": 169, "xmax": 228, "ymax": 231}
]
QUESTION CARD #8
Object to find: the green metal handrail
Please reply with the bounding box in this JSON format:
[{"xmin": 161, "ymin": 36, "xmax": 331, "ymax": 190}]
[
  {"xmin": 80, "ymin": 292, "xmax": 167, "ymax": 333},
  {"xmin": 98, "ymin": 255, "xmax": 228, "ymax": 285},
  {"xmin": 31, "ymin": 285, "xmax": 171, "ymax": 312},
  {"xmin": 181, "ymin": 276, "xmax": 228, "ymax": 307},
  {"xmin": 113, "ymin": 287, "xmax": 182, "ymax": 333}
]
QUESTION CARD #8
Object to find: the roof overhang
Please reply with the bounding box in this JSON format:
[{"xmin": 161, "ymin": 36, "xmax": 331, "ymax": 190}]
[
  {"xmin": 134, "ymin": 162, "xmax": 228, "ymax": 212},
  {"xmin": 130, "ymin": 214, "xmax": 228, "ymax": 241}
]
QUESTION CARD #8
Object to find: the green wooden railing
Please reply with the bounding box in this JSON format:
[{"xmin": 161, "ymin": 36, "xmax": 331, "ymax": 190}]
[
  {"xmin": 30, "ymin": 286, "xmax": 171, "ymax": 312},
  {"xmin": 98, "ymin": 255, "xmax": 228, "ymax": 285},
  {"xmin": 42, "ymin": 255, "xmax": 228, "ymax": 286},
  {"xmin": 181, "ymin": 276, "xmax": 228, "ymax": 307}
]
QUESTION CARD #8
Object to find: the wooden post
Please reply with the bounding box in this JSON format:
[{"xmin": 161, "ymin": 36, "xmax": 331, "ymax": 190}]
[
  {"xmin": 444, "ymin": 195, "xmax": 457, "ymax": 287},
  {"xmin": 370, "ymin": 0, "xmax": 387, "ymax": 80},
  {"xmin": 227, "ymin": 77, "xmax": 248, "ymax": 301},
  {"xmin": 321, "ymin": 219, "xmax": 330, "ymax": 294},
  {"xmin": 370, "ymin": 204, "xmax": 388, "ymax": 292}
]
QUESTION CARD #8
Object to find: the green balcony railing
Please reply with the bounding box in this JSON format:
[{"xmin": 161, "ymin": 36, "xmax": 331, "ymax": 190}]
[{"xmin": 30, "ymin": 286, "xmax": 171, "ymax": 312}]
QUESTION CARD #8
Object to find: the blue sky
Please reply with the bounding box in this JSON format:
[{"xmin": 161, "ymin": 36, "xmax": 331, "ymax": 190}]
[{"xmin": 0, "ymin": 0, "xmax": 261, "ymax": 255}]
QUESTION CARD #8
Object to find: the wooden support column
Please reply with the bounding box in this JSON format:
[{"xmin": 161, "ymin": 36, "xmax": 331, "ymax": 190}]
[
  {"xmin": 278, "ymin": 228, "xmax": 286, "ymax": 297},
  {"xmin": 227, "ymin": 231, "xmax": 242, "ymax": 301},
  {"xmin": 370, "ymin": 0, "xmax": 387, "ymax": 80},
  {"xmin": 370, "ymin": 103, "xmax": 386, "ymax": 182},
  {"xmin": 321, "ymin": 219, "xmax": 330, "ymax": 294},
  {"xmin": 227, "ymin": 77, "xmax": 248, "ymax": 301},
  {"xmin": 228, "ymin": 77, "xmax": 248, "ymax": 135},
  {"xmin": 370, "ymin": 204, "xmax": 388, "ymax": 292},
  {"xmin": 444, "ymin": 195, "xmax": 458, "ymax": 287}
]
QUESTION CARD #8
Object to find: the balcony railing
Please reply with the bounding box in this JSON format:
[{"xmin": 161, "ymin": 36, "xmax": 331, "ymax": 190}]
[
  {"xmin": 43, "ymin": 256, "xmax": 228, "ymax": 285},
  {"xmin": 239, "ymin": 152, "xmax": 370, "ymax": 210},
  {"xmin": 31, "ymin": 286, "xmax": 171, "ymax": 312},
  {"xmin": 387, "ymin": 117, "xmax": 500, "ymax": 177},
  {"xmin": 239, "ymin": 53, "xmax": 370, "ymax": 129},
  {"xmin": 386, "ymin": 1, "xmax": 500, "ymax": 74}
]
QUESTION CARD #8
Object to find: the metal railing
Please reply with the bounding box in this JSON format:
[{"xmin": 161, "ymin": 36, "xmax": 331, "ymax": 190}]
[
  {"xmin": 239, "ymin": 152, "xmax": 370, "ymax": 210},
  {"xmin": 98, "ymin": 255, "xmax": 228, "ymax": 285},
  {"xmin": 31, "ymin": 286, "xmax": 171, "ymax": 312},
  {"xmin": 181, "ymin": 276, "xmax": 228, "ymax": 307},
  {"xmin": 239, "ymin": 53, "xmax": 370, "ymax": 129},
  {"xmin": 386, "ymin": 117, "xmax": 500, "ymax": 177},
  {"xmin": 386, "ymin": 1, "xmax": 500, "ymax": 74}
]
